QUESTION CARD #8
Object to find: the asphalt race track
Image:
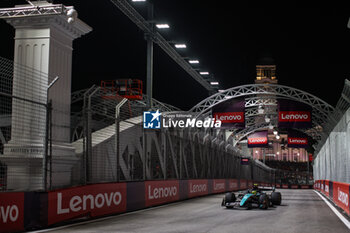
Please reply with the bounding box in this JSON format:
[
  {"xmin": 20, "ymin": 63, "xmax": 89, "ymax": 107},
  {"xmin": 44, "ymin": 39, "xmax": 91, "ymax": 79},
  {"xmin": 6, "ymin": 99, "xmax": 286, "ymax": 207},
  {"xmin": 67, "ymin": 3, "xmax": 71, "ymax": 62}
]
[{"xmin": 39, "ymin": 189, "xmax": 350, "ymax": 233}]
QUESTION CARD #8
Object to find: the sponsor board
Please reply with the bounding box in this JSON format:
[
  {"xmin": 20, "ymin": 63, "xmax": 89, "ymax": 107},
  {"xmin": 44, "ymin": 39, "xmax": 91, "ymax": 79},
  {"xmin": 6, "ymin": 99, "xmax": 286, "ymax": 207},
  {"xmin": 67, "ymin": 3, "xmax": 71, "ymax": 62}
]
[
  {"xmin": 301, "ymin": 185, "xmax": 310, "ymax": 189},
  {"xmin": 288, "ymin": 137, "xmax": 308, "ymax": 148},
  {"xmin": 240, "ymin": 180, "xmax": 247, "ymax": 189},
  {"xmin": 247, "ymin": 181, "xmax": 253, "ymax": 188},
  {"xmin": 333, "ymin": 181, "xmax": 350, "ymax": 215},
  {"xmin": 288, "ymin": 138, "xmax": 308, "ymax": 145},
  {"xmin": 247, "ymin": 131, "xmax": 268, "ymax": 148},
  {"xmin": 228, "ymin": 179, "xmax": 239, "ymax": 191},
  {"xmin": 212, "ymin": 179, "xmax": 226, "ymax": 193},
  {"xmin": 48, "ymin": 183, "xmax": 127, "ymax": 225},
  {"xmin": 145, "ymin": 181, "xmax": 180, "ymax": 207},
  {"xmin": 0, "ymin": 192, "xmax": 24, "ymax": 233},
  {"xmin": 279, "ymin": 111, "xmax": 311, "ymax": 122},
  {"xmin": 291, "ymin": 185, "xmax": 299, "ymax": 189},
  {"xmin": 212, "ymin": 99, "xmax": 245, "ymax": 128},
  {"xmin": 278, "ymin": 99, "xmax": 312, "ymax": 128},
  {"xmin": 248, "ymin": 137, "xmax": 267, "ymax": 144},
  {"xmin": 322, "ymin": 180, "xmax": 330, "ymax": 197},
  {"xmin": 282, "ymin": 184, "xmax": 289, "ymax": 189},
  {"xmin": 213, "ymin": 112, "xmax": 244, "ymax": 123},
  {"xmin": 188, "ymin": 180, "xmax": 208, "ymax": 198}
]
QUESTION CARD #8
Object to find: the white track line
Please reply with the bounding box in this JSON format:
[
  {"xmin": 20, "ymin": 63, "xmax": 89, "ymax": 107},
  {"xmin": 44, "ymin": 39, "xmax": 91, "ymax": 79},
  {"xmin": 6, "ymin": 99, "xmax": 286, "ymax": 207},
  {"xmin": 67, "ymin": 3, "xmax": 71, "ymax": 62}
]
[{"xmin": 314, "ymin": 190, "xmax": 350, "ymax": 230}]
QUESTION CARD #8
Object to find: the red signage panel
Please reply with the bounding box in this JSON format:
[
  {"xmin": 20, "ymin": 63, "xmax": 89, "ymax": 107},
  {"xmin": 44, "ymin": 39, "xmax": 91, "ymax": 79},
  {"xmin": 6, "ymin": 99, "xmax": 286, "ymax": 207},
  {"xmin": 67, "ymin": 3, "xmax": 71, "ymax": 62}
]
[
  {"xmin": 333, "ymin": 181, "xmax": 350, "ymax": 215},
  {"xmin": 279, "ymin": 111, "xmax": 311, "ymax": 122},
  {"xmin": 145, "ymin": 181, "xmax": 180, "ymax": 207},
  {"xmin": 248, "ymin": 137, "xmax": 267, "ymax": 144},
  {"xmin": 248, "ymin": 131, "xmax": 268, "ymax": 148},
  {"xmin": 240, "ymin": 180, "xmax": 247, "ymax": 189},
  {"xmin": 188, "ymin": 180, "xmax": 208, "ymax": 198},
  {"xmin": 48, "ymin": 183, "xmax": 127, "ymax": 225},
  {"xmin": 321, "ymin": 180, "xmax": 330, "ymax": 197},
  {"xmin": 228, "ymin": 179, "xmax": 239, "ymax": 191},
  {"xmin": 0, "ymin": 192, "xmax": 24, "ymax": 233},
  {"xmin": 213, "ymin": 112, "xmax": 244, "ymax": 123},
  {"xmin": 212, "ymin": 179, "xmax": 226, "ymax": 193}
]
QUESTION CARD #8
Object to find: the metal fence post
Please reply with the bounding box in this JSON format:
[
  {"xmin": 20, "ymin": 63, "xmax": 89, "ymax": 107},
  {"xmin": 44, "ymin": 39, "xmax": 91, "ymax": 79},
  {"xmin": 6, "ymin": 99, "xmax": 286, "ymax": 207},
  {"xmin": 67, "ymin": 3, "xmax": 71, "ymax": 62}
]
[
  {"xmin": 43, "ymin": 100, "xmax": 52, "ymax": 191},
  {"xmin": 115, "ymin": 98, "xmax": 128, "ymax": 182},
  {"xmin": 43, "ymin": 76, "xmax": 58, "ymax": 191}
]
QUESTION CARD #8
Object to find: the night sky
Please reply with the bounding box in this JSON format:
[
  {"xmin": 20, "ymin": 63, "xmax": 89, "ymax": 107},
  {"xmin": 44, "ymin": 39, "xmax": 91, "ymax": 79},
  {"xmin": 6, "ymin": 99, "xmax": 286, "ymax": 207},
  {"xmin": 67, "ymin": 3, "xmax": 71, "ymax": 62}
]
[{"xmin": 1, "ymin": 1, "xmax": 350, "ymax": 110}]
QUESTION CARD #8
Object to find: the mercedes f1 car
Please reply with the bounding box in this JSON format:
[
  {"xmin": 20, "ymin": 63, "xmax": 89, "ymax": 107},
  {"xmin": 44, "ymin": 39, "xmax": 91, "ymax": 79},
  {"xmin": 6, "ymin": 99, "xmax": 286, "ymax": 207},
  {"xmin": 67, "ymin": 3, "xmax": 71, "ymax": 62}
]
[{"xmin": 221, "ymin": 184, "xmax": 282, "ymax": 210}]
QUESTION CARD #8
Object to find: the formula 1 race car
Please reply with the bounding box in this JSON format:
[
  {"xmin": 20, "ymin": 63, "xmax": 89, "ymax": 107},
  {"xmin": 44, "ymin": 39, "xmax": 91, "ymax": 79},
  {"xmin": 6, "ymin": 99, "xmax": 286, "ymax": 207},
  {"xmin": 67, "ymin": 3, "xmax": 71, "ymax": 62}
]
[{"xmin": 221, "ymin": 184, "xmax": 282, "ymax": 210}]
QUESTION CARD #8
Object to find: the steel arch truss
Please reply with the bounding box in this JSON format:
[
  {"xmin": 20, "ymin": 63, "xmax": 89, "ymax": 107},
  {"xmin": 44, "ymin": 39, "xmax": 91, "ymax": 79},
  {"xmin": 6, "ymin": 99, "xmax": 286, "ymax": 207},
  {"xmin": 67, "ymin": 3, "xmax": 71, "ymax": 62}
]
[{"xmin": 189, "ymin": 84, "xmax": 337, "ymax": 145}]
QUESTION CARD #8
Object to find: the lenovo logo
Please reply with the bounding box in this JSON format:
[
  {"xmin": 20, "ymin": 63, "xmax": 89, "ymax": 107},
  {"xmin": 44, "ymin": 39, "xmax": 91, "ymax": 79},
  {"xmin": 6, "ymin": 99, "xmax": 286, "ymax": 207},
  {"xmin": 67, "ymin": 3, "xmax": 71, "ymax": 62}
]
[
  {"xmin": 229, "ymin": 182, "xmax": 238, "ymax": 189},
  {"xmin": 0, "ymin": 205, "xmax": 19, "ymax": 223},
  {"xmin": 214, "ymin": 183, "xmax": 225, "ymax": 191},
  {"xmin": 288, "ymin": 138, "xmax": 308, "ymax": 144},
  {"xmin": 279, "ymin": 111, "xmax": 311, "ymax": 122},
  {"xmin": 57, "ymin": 191, "xmax": 122, "ymax": 215},
  {"xmin": 189, "ymin": 184, "xmax": 207, "ymax": 193},
  {"xmin": 248, "ymin": 137, "xmax": 267, "ymax": 144},
  {"xmin": 338, "ymin": 188, "xmax": 349, "ymax": 207},
  {"xmin": 148, "ymin": 185, "xmax": 178, "ymax": 200},
  {"xmin": 213, "ymin": 112, "xmax": 244, "ymax": 123}
]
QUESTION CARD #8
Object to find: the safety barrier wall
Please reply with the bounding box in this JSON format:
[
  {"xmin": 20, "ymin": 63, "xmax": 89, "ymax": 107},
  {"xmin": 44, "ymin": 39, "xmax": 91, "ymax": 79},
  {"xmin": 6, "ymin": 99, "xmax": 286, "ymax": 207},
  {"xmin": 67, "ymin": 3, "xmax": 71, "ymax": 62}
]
[
  {"xmin": 0, "ymin": 179, "xmax": 262, "ymax": 233},
  {"xmin": 313, "ymin": 108, "xmax": 350, "ymax": 184},
  {"xmin": 1, "ymin": 178, "xmax": 315, "ymax": 232},
  {"xmin": 314, "ymin": 180, "xmax": 350, "ymax": 216}
]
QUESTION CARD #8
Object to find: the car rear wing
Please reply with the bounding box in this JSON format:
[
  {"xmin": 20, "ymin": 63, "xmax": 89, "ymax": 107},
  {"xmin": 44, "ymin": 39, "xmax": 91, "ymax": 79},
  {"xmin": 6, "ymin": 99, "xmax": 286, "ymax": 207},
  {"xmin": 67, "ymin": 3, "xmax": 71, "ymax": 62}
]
[{"xmin": 257, "ymin": 186, "xmax": 276, "ymax": 192}]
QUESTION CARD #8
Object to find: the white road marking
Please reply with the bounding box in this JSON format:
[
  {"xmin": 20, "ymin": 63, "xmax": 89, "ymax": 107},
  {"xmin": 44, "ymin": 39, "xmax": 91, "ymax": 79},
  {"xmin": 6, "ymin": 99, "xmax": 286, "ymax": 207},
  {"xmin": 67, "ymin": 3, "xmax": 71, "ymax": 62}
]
[{"xmin": 314, "ymin": 190, "xmax": 350, "ymax": 230}]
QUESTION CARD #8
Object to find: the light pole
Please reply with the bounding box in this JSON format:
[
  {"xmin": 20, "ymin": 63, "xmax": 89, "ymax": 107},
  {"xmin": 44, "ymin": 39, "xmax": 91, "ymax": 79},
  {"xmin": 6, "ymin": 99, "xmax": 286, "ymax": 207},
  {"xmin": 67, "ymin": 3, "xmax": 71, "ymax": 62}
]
[{"xmin": 145, "ymin": 2, "xmax": 154, "ymax": 109}]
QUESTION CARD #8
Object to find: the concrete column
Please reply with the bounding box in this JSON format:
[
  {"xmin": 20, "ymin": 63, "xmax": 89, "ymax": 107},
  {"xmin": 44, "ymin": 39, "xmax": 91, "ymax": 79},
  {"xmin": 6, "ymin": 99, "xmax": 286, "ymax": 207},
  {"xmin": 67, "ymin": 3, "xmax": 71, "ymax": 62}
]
[{"xmin": 0, "ymin": 1, "xmax": 92, "ymax": 190}]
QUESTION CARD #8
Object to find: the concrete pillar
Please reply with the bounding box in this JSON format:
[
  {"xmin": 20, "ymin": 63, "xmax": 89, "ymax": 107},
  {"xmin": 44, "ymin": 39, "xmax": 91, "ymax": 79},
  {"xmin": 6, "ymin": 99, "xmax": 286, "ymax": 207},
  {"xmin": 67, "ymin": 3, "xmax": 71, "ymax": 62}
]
[{"xmin": 0, "ymin": 1, "xmax": 91, "ymax": 190}]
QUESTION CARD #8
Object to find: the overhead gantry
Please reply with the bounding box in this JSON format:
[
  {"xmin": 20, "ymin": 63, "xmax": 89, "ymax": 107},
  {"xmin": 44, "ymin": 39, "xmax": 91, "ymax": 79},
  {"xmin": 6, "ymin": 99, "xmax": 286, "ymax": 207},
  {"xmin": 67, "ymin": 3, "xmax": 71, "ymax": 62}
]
[{"xmin": 189, "ymin": 83, "xmax": 340, "ymax": 149}]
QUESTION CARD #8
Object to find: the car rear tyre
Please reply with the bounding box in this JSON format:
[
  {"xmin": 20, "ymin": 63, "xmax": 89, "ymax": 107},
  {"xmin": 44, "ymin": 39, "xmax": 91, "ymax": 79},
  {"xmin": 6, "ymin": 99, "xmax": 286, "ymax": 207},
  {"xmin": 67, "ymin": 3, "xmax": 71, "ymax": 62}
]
[
  {"xmin": 225, "ymin": 192, "xmax": 236, "ymax": 203},
  {"xmin": 271, "ymin": 192, "xmax": 282, "ymax": 205}
]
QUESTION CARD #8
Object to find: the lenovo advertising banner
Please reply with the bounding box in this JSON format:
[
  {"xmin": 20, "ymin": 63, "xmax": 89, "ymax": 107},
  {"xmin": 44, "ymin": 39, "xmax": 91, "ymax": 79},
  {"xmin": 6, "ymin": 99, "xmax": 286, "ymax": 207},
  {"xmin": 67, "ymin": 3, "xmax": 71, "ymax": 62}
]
[
  {"xmin": 322, "ymin": 180, "xmax": 330, "ymax": 197},
  {"xmin": 188, "ymin": 180, "xmax": 208, "ymax": 198},
  {"xmin": 240, "ymin": 179, "xmax": 247, "ymax": 189},
  {"xmin": 287, "ymin": 130, "xmax": 308, "ymax": 148},
  {"xmin": 0, "ymin": 192, "xmax": 24, "ymax": 233},
  {"xmin": 248, "ymin": 131, "xmax": 268, "ymax": 148},
  {"xmin": 227, "ymin": 179, "xmax": 239, "ymax": 191},
  {"xmin": 212, "ymin": 179, "xmax": 226, "ymax": 193},
  {"xmin": 145, "ymin": 181, "xmax": 180, "ymax": 207},
  {"xmin": 278, "ymin": 99, "xmax": 312, "ymax": 128},
  {"xmin": 212, "ymin": 99, "xmax": 245, "ymax": 128},
  {"xmin": 332, "ymin": 181, "xmax": 350, "ymax": 215},
  {"xmin": 48, "ymin": 183, "xmax": 127, "ymax": 225}
]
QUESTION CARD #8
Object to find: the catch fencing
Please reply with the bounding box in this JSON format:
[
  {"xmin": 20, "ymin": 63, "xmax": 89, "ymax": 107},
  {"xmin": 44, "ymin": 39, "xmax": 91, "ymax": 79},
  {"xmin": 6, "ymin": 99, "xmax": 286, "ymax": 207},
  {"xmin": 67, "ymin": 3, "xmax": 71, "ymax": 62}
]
[
  {"xmin": 0, "ymin": 55, "xmax": 275, "ymax": 192},
  {"xmin": 313, "ymin": 79, "xmax": 350, "ymax": 183}
]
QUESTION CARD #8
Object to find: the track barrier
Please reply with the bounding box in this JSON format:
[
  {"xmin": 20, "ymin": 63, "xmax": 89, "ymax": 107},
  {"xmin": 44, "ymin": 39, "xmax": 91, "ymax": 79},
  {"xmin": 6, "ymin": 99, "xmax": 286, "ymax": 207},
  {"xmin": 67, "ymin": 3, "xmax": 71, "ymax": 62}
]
[
  {"xmin": 315, "ymin": 180, "xmax": 350, "ymax": 216},
  {"xmin": 0, "ymin": 179, "xmax": 313, "ymax": 232}
]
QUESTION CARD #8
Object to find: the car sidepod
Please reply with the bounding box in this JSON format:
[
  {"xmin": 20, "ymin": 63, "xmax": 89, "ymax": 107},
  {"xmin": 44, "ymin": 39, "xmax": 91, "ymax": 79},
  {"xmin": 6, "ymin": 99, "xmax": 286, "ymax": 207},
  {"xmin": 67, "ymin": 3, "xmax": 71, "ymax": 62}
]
[{"xmin": 240, "ymin": 193, "xmax": 253, "ymax": 208}]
